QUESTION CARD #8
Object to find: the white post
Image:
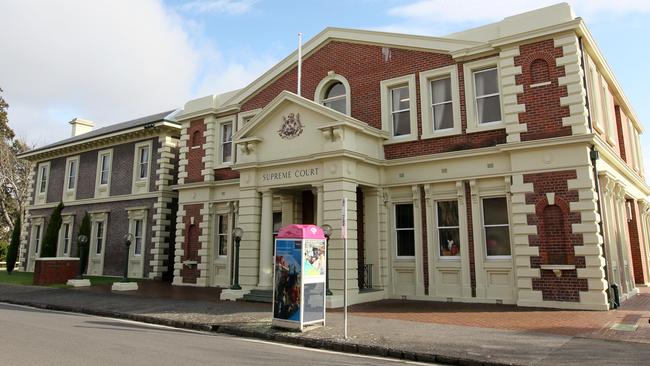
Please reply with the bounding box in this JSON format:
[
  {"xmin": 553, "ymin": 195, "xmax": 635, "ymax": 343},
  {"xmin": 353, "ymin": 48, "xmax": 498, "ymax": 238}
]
[
  {"xmin": 341, "ymin": 197, "xmax": 348, "ymax": 339},
  {"xmin": 297, "ymin": 32, "xmax": 302, "ymax": 97}
]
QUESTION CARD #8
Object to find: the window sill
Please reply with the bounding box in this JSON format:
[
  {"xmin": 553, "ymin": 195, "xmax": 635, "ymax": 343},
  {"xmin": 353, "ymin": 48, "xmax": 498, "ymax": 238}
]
[
  {"xmin": 383, "ymin": 135, "xmax": 418, "ymax": 145},
  {"xmin": 466, "ymin": 121, "xmax": 505, "ymax": 134},
  {"xmin": 421, "ymin": 129, "xmax": 461, "ymax": 140}
]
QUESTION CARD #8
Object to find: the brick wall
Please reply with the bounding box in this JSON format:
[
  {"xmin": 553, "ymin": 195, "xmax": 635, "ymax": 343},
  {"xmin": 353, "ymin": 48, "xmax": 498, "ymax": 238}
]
[
  {"xmin": 214, "ymin": 167, "xmax": 240, "ymax": 180},
  {"xmin": 614, "ymin": 106, "xmax": 628, "ymax": 163},
  {"xmin": 239, "ymin": 41, "xmax": 508, "ymax": 159},
  {"xmin": 515, "ymin": 39, "xmax": 571, "ymax": 141},
  {"xmin": 524, "ymin": 170, "xmax": 588, "ymax": 302},
  {"xmin": 186, "ymin": 120, "xmax": 206, "ymax": 183},
  {"xmin": 28, "ymin": 198, "xmax": 157, "ymax": 277},
  {"xmin": 627, "ymin": 199, "xmax": 648, "ymax": 284},
  {"xmin": 46, "ymin": 157, "xmax": 65, "ymax": 203},
  {"xmin": 110, "ymin": 141, "xmax": 136, "ymax": 196},
  {"xmin": 180, "ymin": 204, "xmax": 202, "ymax": 283},
  {"xmin": 33, "ymin": 259, "xmax": 79, "ymax": 285}
]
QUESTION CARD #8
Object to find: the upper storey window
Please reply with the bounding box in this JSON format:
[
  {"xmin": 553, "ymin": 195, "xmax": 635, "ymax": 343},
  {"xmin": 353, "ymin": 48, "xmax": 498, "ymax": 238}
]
[
  {"xmin": 221, "ymin": 121, "xmax": 233, "ymax": 164},
  {"xmin": 464, "ymin": 58, "xmax": 504, "ymax": 133},
  {"xmin": 322, "ymin": 82, "xmax": 346, "ymax": 114},
  {"xmin": 35, "ymin": 162, "xmax": 50, "ymax": 205},
  {"xmin": 132, "ymin": 141, "xmax": 152, "ymax": 194},
  {"xmin": 474, "ymin": 68, "xmax": 502, "ymax": 124},
  {"xmin": 314, "ymin": 73, "xmax": 351, "ymax": 115},
  {"xmin": 63, "ymin": 156, "xmax": 79, "ymax": 202},
  {"xmin": 420, "ymin": 65, "xmax": 461, "ymax": 139},
  {"xmin": 95, "ymin": 149, "xmax": 113, "ymax": 198},
  {"xmin": 381, "ymin": 74, "xmax": 417, "ymax": 143},
  {"xmin": 391, "ymin": 85, "xmax": 411, "ymax": 137}
]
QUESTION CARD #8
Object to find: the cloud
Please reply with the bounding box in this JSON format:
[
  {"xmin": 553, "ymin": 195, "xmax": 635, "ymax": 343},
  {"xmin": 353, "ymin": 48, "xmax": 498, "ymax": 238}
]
[
  {"xmin": 388, "ymin": 0, "xmax": 650, "ymax": 23},
  {"xmin": 0, "ymin": 0, "xmax": 273, "ymax": 147},
  {"xmin": 180, "ymin": 0, "xmax": 257, "ymax": 15}
]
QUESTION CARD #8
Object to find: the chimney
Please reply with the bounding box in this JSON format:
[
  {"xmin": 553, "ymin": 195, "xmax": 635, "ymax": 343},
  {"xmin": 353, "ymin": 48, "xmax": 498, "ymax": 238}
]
[{"xmin": 69, "ymin": 118, "xmax": 94, "ymax": 137}]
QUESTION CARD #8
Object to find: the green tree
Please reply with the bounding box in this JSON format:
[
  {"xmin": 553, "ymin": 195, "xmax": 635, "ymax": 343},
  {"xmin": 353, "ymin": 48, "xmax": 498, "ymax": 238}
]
[
  {"xmin": 76, "ymin": 212, "xmax": 91, "ymax": 274},
  {"xmin": 6, "ymin": 215, "xmax": 20, "ymax": 274},
  {"xmin": 40, "ymin": 202, "xmax": 64, "ymax": 257},
  {"xmin": 0, "ymin": 87, "xmax": 33, "ymax": 244}
]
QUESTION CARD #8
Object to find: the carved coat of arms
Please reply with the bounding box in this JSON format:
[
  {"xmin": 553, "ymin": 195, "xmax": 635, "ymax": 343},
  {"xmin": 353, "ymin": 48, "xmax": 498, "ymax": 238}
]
[{"xmin": 277, "ymin": 112, "xmax": 304, "ymax": 139}]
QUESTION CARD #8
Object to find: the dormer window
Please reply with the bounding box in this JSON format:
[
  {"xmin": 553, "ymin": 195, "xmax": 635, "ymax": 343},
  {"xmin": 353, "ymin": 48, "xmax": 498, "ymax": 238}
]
[{"xmin": 322, "ymin": 82, "xmax": 346, "ymax": 114}]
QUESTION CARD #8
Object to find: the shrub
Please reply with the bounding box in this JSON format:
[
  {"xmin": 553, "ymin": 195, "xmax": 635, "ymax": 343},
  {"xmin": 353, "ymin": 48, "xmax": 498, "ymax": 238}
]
[
  {"xmin": 40, "ymin": 202, "xmax": 64, "ymax": 257},
  {"xmin": 6, "ymin": 216, "xmax": 20, "ymax": 274}
]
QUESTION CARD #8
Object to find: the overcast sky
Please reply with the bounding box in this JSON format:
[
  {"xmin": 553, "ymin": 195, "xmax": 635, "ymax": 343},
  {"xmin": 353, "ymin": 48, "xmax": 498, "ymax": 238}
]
[{"xmin": 1, "ymin": 0, "xmax": 649, "ymax": 172}]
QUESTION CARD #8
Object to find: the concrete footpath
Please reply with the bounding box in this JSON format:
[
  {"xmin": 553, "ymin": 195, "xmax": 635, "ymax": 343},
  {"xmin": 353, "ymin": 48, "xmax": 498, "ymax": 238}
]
[{"xmin": 0, "ymin": 283, "xmax": 648, "ymax": 366}]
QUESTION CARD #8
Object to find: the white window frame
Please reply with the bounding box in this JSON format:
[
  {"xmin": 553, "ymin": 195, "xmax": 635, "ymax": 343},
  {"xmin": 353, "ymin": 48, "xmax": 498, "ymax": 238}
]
[
  {"xmin": 63, "ymin": 156, "xmax": 79, "ymax": 202},
  {"xmin": 95, "ymin": 149, "xmax": 113, "ymax": 198},
  {"xmin": 35, "ymin": 162, "xmax": 50, "ymax": 205},
  {"xmin": 480, "ymin": 196, "xmax": 512, "ymax": 260},
  {"xmin": 216, "ymin": 213, "xmax": 229, "ymax": 257},
  {"xmin": 393, "ymin": 202, "xmax": 416, "ymax": 259},
  {"xmin": 219, "ymin": 120, "xmax": 234, "ymax": 165},
  {"xmin": 93, "ymin": 220, "xmax": 105, "ymax": 256},
  {"xmin": 57, "ymin": 215, "xmax": 74, "ymax": 257},
  {"xmin": 464, "ymin": 58, "xmax": 504, "ymax": 133},
  {"xmin": 381, "ymin": 74, "xmax": 418, "ymax": 143},
  {"xmin": 599, "ymin": 75, "xmax": 617, "ymax": 146},
  {"xmin": 237, "ymin": 108, "xmax": 261, "ymax": 131},
  {"xmin": 585, "ymin": 54, "xmax": 604, "ymax": 134},
  {"xmin": 419, "ymin": 65, "xmax": 461, "ymax": 139},
  {"xmin": 32, "ymin": 222, "xmax": 43, "ymax": 257},
  {"xmin": 314, "ymin": 73, "xmax": 351, "ymax": 116},
  {"xmin": 127, "ymin": 208, "xmax": 148, "ymax": 257},
  {"xmin": 435, "ymin": 200, "xmax": 461, "ymax": 260},
  {"xmin": 132, "ymin": 141, "xmax": 152, "ymax": 194}
]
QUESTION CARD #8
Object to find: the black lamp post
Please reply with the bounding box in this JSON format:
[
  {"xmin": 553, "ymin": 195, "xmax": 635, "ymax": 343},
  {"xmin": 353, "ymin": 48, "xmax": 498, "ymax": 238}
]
[
  {"xmin": 231, "ymin": 227, "xmax": 243, "ymax": 290},
  {"xmin": 122, "ymin": 233, "xmax": 133, "ymax": 283},
  {"xmin": 76, "ymin": 234, "xmax": 88, "ymax": 279},
  {"xmin": 322, "ymin": 224, "xmax": 333, "ymax": 296}
]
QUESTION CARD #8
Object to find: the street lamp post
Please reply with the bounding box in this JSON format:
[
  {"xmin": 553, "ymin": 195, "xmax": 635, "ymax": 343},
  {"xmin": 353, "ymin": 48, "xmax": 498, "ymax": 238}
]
[
  {"xmin": 231, "ymin": 227, "xmax": 243, "ymax": 290},
  {"xmin": 76, "ymin": 234, "xmax": 88, "ymax": 279},
  {"xmin": 321, "ymin": 224, "xmax": 333, "ymax": 296},
  {"xmin": 122, "ymin": 233, "xmax": 133, "ymax": 283}
]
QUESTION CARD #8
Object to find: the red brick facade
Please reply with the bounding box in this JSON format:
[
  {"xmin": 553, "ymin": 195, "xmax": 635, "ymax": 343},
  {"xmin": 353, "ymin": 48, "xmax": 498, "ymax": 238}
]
[
  {"xmin": 33, "ymin": 259, "xmax": 79, "ymax": 285},
  {"xmin": 181, "ymin": 204, "xmax": 202, "ymax": 283},
  {"xmin": 214, "ymin": 167, "xmax": 240, "ymax": 181},
  {"xmin": 515, "ymin": 39, "xmax": 571, "ymax": 141},
  {"xmin": 186, "ymin": 119, "xmax": 206, "ymax": 183},
  {"xmin": 524, "ymin": 170, "xmax": 588, "ymax": 302},
  {"xmin": 627, "ymin": 199, "xmax": 648, "ymax": 284},
  {"xmin": 614, "ymin": 106, "xmax": 628, "ymax": 163}
]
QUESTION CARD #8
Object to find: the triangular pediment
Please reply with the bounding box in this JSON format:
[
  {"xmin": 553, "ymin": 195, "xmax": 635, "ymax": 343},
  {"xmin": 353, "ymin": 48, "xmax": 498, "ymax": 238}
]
[{"xmin": 233, "ymin": 91, "xmax": 387, "ymax": 165}]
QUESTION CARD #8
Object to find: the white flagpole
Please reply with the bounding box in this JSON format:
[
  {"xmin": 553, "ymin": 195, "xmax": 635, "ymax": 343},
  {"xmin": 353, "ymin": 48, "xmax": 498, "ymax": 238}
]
[
  {"xmin": 341, "ymin": 197, "xmax": 348, "ymax": 339},
  {"xmin": 297, "ymin": 32, "xmax": 302, "ymax": 97}
]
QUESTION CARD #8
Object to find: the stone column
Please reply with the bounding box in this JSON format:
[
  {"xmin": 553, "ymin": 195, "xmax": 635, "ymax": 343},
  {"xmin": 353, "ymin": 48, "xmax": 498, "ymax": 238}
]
[
  {"xmin": 281, "ymin": 194, "xmax": 294, "ymax": 226},
  {"xmin": 258, "ymin": 189, "xmax": 274, "ymax": 289},
  {"xmin": 314, "ymin": 185, "xmax": 324, "ymax": 226}
]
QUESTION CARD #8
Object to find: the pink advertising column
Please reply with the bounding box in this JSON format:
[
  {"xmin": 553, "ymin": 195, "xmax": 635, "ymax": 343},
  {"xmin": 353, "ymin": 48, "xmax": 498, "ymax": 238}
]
[{"xmin": 272, "ymin": 224, "xmax": 327, "ymax": 331}]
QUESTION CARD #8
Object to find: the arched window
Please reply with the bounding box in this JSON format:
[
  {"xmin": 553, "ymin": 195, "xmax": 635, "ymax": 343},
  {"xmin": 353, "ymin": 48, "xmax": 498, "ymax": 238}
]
[
  {"xmin": 191, "ymin": 130, "xmax": 201, "ymax": 147},
  {"xmin": 530, "ymin": 58, "xmax": 550, "ymax": 84},
  {"xmin": 315, "ymin": 73, "xmax": 351, "ymax": 115},
  {"xmin": 322, "ymin": 82, "xmax": 346, "ymax": 114}
]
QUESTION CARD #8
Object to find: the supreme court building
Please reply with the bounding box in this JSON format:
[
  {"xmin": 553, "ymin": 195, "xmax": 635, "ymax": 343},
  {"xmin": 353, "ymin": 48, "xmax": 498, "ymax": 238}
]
[{"xmin": 20, "ymin": 3, "xmax": 650, "ymax": 311}]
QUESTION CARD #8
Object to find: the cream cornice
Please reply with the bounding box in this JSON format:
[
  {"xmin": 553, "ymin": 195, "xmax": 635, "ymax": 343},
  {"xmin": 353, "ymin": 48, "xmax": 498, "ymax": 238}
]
[
  {"xmin": 175, "ymin": 106, "xmax": 240, "ymax": 122},
  {"xmin": 232, "ymin": 149, "xmax": 385, "ymax": 170},
  {"xmin": 171, "ymin": 179, "xmax": 239, "ymax": 191},
  {"xmin": 497, "ymin": 134, "xmax": 593, "ymax": 152},
  {"xmin": 20, "ymin": 123, "xmax": 181, "ymax": 162},
  {"xmin": 26, "ymin": 190, "xmax": 176, "ymax": 211},
  {"xmin": 593, "ymin": 135, "xmax": 650, "ymax": 195}
]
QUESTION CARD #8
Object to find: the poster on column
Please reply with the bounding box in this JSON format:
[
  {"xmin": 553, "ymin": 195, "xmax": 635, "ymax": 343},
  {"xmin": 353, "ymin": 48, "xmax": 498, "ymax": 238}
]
[{"xmin": 273, "ymin": 239, "xmax": 302, "ymax": 321}]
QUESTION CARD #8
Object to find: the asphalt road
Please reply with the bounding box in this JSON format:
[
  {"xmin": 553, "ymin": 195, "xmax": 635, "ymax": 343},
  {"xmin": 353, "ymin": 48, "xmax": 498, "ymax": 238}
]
[{"xmin": 0, "ymin": 303, "xmax": 436, "ymax": 366}]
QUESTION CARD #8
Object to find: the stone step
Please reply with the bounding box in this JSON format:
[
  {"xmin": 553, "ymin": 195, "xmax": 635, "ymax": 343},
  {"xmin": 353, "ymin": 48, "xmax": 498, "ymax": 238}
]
[{"xmin": 241, "ymin": 289, "xmax": 273, "ymax": 303}]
